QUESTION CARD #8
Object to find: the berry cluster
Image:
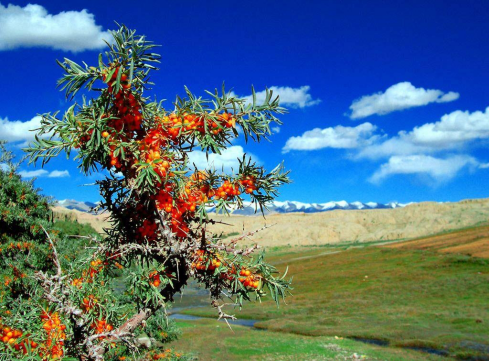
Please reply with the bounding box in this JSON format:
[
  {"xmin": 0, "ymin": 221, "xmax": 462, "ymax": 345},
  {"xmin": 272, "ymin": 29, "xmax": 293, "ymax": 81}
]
[
  {"xmin": 102, "ymin": 66, "xmax": 130, "ymax": 92},
  {"xmin": 74, "ymin": 128, "xmax": 94, "ymax": 150},
  {"xmin": 81, "ymin": 295, "xmax": 98, "ymax": 313},
  {"xmin": 1, "ymin": 326, "xmax": 39, "ymax": 355},
  {"xmin": 71, "ymin": 259, "xmax": 105, "ymax": 288},
  {"xmin": 40, "ymin": 311, "xmax": 66, "ymax": 359},
  {"xmin": 108, "ymin": 145, "xmax": 124, "ymax": 169},
  {"xmin": 213, "ymin": 180, "xmax": 241, "ymax": 200},
  {"xmin": 137, "ymin": 219, "xmax": 158, "ymax": 242},
  {"xmin": 100, "ymin": 66, "xmax": 143, "ymax": 171},
  {"xmin": 109, "ymin": 88, "xmax": 142, "ymax": 132},
  {"xmin": 240, "ymin": 175, "xmax": 257, "ymax": 194},
  {"xmin": 91, "ymin": 319, "xmax": 113, "ymax": 337},
  {"xmin": 6, "ymin": 241, "xmax": 32, "ymax": 252},
  {"xmin": 191, "ymin": 250, "xmax": 222, "ymax": 272},
  {"xmin": 148, "ymin": 349, "xmax": 183, "ymax": 360},
  {"xmin": 159, "ymin": 111, "xmax": 235, "ymax": 140},
  {"xmin": 239, "ymin": 268, "xmax": 261, "ymax": 289},
  {"xmin": 3, "ymin": 267, "xmax": 26, "ymax": 287},
  {"xmin": 148, "ymin": 270, "xmax": 161, "ymax": 287}
]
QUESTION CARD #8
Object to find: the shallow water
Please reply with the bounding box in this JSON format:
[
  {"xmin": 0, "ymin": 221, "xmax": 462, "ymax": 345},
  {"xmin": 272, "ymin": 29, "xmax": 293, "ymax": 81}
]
[{"xmin": 350, "ymin": 337, "xmax": 453, "ymax": 357}]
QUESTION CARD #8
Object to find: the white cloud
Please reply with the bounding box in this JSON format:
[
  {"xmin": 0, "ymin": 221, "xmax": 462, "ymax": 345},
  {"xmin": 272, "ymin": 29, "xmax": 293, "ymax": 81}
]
[
  {"xmin": 409, "ymin": 107, "xmax": 489, "ymax": 147},
  {"xmin": 358, "ymin": 107, "xmax": 489, "ymax": 159},
  {"xmin": 271, "ymin": 126, "xmax": 281, "ymax": 134},
  {"xmin": 187, "ymin": 145, "xmax": 259, "ymax": 172},
  {"xmin": 282, "ymin": 122, "xmax": 378, "ymax": 153},
  {"xmin": 234, "ymin": 86, "xmax": 320, "ymax": 109},
  {"xmin": 0, "ymin": 3, "xmax": 110, "ymax": 52},
  {"xmin": 18, "ymin": 169, "xmax": 70, "ymax": 178},
  {"xmin": 18, "ymin": 169, "xmax": 48, "ymax": 178},
  {"xmin": 0, "ymin": 116, "xmax": 42, "ymax": 143},
  {"xmin": 349, "ymin": 82, "xmax": 459, "ymax": 119},
  {"xmin": 369, "ymin": 155, "xmax": 479, "ymax": 183},
  {"xmin": 48, "ymin": 170, "xmax": 70, "ymax": 178}
]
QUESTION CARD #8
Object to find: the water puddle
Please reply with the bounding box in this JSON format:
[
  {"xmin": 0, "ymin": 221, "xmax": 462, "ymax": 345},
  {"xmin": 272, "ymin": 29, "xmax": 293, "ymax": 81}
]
[
  {"xmin": 350, "ymin": 337, "xmax": 389, "ymax": 347},
  {"xmin": 350, "ymin": 337, "xmax": 451, "ymax": 357}
]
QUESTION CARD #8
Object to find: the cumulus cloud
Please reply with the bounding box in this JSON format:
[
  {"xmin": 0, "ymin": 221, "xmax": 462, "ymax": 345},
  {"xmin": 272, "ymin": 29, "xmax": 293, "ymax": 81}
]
[
  {"xmin": 281, "ymin": 106, "xmax": 488, "ymax": 184},
  {"xmin": 369, "ymin": 155, "xmax": 479, "ymax": 183},
  {"xmin": 0, "ymin": 116, "xmax": 43, "ymax": 143},
  {"xmin": 18, "ymin": 169, "xmax": 48, "ymax": 178},
  {"xmin": 48, "ymin": 170, "xmax": 70, "ymax": 178},
  {"xmin": 187, "ymin": 145, "xmax": 259, "ymax": 172},
  {"xmin": 349, "ymin": 82, "xmax": 459, "ymax": 119},
  {"xmin": 234, "ymin": 86, "xmax": 320, "ymax": 109},
  {"xmin": 282, "ymin": 122, "xmax": 378, "ymax": 153},
  {"xmin": 271, "ymin": 126, "xmax": 281, "ymax": 134},
  {"xmin": 409, "ymin": 107, "xmax": 489, "ymax": 147},
  {"xmin": 358, "ymin": 107, "xmax": 489, "ymax": 159},
  {"xmin": 0, "ymin": 3, "xmax": 110, "ymax": 52},
  {"xmin": 18, "ymin": 169, "xmax": 70, "ymax": 178}
]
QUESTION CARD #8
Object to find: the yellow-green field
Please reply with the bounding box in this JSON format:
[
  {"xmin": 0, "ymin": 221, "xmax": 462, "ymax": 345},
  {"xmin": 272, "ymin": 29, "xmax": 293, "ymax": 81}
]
[{"xmin": 170, "ymin": 226, "xmax": 489, "ymax": 360}]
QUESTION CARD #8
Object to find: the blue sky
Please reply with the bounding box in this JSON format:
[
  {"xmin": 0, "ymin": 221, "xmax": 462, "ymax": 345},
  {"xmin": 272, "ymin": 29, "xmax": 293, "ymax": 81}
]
[{"xmin": 0, "ymin": 0, "xmax": 488, "ymax": 204}]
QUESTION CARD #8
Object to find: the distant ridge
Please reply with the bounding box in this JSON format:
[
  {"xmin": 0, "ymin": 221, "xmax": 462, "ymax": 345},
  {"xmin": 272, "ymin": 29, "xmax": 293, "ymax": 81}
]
[
  {"xmin": 208, "ymin": 200, "xmax": 409, "ymax": 215},
  {"xmin": 56, "ymin": 199, "xmax": 98, "ymax": 213},
  {"xmin": 56, "ymin": 199, "xmax": 409, "ymax": 215}
]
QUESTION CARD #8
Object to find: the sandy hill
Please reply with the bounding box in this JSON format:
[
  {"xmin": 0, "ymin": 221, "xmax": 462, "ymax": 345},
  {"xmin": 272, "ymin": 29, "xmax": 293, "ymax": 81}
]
[
  {"xmin": 52, "ymin": 206, "xmax": 110, "ymax": 233},
  {"xmin": 53, "ymin": 198, "xmax": 489, "ymax": 247},
  {"xmin": 209, "ymin": 198, "xmax": 489, "ymax": 246}
]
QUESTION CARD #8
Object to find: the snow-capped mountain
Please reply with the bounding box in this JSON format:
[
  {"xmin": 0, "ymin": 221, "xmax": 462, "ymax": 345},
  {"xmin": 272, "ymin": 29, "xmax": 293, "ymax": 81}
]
[
  {"xmin": 55, "ymin": 199, "xmax": 409, "ymax": 215},
  {"xmin": 207, "ymin": 200, "xmax": 409, "ymax": 215},
  {"xmin": 56, "ymin": 199, "xmax": 98, "ymax": 213}
]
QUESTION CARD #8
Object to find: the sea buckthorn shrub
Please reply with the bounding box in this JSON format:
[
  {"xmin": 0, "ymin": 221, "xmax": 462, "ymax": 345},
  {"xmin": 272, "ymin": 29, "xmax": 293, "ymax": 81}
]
[
  {"xmin": 23, "ymin": 25, "xmax": 292, "ymax": 360},
  {"xmin": 0, "ymin": 144, "xmax": 80, "ymax": 360}
]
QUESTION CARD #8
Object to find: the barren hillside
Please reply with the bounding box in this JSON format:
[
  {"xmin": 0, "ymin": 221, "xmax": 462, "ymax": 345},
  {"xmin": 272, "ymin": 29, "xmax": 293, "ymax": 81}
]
[
  {"xmin": 53, "ymin": 198, "xmax": 489, "ymax": 246},
  {"xmin": 209, "ymin": 198, "xmax": 489, "ymax": 246},
  {"xmin": 52, "ymin": 206, "xmax": 110, "ymax": 233}
]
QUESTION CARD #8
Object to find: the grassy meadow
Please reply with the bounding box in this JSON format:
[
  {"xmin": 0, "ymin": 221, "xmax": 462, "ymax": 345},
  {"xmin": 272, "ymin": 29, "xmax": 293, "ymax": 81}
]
[{"xmin": 170, "ymin": 226, "xmax": 489, "ymax": 360}]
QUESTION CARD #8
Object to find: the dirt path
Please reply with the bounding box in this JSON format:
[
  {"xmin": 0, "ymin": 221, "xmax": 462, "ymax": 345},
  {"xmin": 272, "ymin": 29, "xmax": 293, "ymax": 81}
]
[{"xmin": 384, "ymin": 225, "xmax": 489, "ymax": 258}]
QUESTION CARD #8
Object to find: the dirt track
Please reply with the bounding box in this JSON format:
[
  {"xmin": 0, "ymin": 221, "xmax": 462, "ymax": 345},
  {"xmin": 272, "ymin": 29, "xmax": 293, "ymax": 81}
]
[{"xmin": 384, "ymin": 225, "xmax": 489, "ymax": 258}]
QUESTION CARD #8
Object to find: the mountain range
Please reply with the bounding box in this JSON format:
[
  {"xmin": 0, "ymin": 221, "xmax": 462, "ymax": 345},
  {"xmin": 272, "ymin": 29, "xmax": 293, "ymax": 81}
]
[
  {"xmin": 56, "ymin": 199, "xmax": 99, "ymax": 213},
  {"xmin": 208, "ymin": 200, "xmax": 408, "ymax": 215},
  {"xmin": 56, "ymin": 199, "xmax": 408, "ymax": 215}
]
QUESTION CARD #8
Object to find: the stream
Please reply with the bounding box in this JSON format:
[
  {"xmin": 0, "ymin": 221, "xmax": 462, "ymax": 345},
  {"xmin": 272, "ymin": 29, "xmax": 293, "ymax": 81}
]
[
  {"xmin": 169, "ymin": 313, "xmax": 259, "ymax": 328},
  {"xmin": 122, "ymin": 280, "xmax": 489, "ymax": 359}
]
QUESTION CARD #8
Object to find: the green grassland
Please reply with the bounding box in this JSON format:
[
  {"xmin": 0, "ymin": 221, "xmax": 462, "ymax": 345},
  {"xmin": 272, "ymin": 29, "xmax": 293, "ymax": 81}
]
[
  {"xmin": 172, "ymin": 226, "xmax": 489, "ymax": 360},
  {"xmin": 170, "ymin": 319, "xmax": 445, "ymax": 361}
]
